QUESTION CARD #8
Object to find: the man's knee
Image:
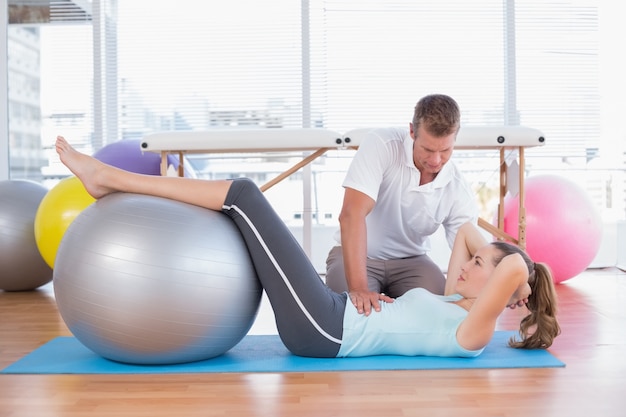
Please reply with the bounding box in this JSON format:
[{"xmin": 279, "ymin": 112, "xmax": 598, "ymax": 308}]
[
  {"xmin": 418, "ymin": 263, "xmax": 446, "ymax": 295},
  {"xmin": 325, "ymin": 247, "xmax": 384, "ymax": 293},
  {"xmin": 325, "ymin": 246, "xmax": 348, "ymax": 292},
  {"xmin": 386, "ymin": 256, "xmax": 446, "ymax": 296}
]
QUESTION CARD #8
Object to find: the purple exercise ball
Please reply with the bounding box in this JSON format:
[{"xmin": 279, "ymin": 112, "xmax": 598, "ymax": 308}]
[{"xmin": 93, "ymin": 139, "xmax": 192, "ymax": 176}]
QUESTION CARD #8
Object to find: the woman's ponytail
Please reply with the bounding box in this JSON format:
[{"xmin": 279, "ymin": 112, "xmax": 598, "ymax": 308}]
[{"xmin": 508, "ymin": 262, "xmax": 561, "ymax": 349}]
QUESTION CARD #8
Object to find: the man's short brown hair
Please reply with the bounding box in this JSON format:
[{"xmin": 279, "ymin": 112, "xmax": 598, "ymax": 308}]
[{"xmin": 412, "ymin": 94, "xmax": 461, "ymax": 137}]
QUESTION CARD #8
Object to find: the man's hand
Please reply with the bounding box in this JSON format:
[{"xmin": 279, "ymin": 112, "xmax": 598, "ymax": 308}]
[{"xmin": 348, "ymin": 290, "xmax": 394, "ymax": 316}]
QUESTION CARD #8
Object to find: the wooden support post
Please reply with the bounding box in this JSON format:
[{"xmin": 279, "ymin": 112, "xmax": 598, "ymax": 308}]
[
  {"xmin": 260, "ymin": 148, "xmax": 329, "ymax": 192},
  {"xmin": 517, "ymin": 146, "xmax": 527, "ymax": 250}
]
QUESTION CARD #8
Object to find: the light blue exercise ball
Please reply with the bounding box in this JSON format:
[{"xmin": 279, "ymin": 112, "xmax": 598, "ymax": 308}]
[
  {"xmin": 0, "ymin": 180, "xmax": 53, "ymax": 291},
  {"xmin": 53, "ymin": 193, "xmax": 262, "ymax": 365}
]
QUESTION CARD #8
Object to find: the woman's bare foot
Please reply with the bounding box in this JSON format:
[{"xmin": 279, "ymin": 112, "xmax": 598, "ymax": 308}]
[{"xmin": 55, "ymin": 136, "xmax": 117, "ymax": 199}]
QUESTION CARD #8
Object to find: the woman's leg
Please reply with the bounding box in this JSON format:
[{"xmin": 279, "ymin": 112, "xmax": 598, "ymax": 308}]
[
  {"xmin": 56, "ymin": 136, "xmax": 346, "ymax": 357},
  {"xmin": 222, "ymin": 178, "xmax": 346, "ymax": 357},
  {"xmin": 55, "ymin": 136, "xmax": 232, "ymax": 210}
]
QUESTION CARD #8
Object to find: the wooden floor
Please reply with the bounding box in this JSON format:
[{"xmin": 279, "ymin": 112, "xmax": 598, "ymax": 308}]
[{"xmin": 1, "ymin": 267, "xmax": 625, "ymax": 417}]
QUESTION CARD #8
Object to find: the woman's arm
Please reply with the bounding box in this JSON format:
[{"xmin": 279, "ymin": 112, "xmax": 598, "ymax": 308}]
[
  {"xmin": 455, "ymin": 253, "xmax": 529, "ymax": 351},
  {"xmin": 445, "ymin": 222, "xmax": 488, "ymax": 295}
]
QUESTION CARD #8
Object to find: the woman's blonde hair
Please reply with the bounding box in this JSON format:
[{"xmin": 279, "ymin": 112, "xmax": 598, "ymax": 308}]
[{"xmin": 491, "ymin": 241, "xmax": 561, "ymax": 349}]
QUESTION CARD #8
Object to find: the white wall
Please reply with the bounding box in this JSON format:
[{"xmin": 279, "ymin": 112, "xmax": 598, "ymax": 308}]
[
  {"xmin": 617, "ymin": 221, "xmax": 626, "ymax": 271},
  {"xmin": 589, "ymin": 221, "xmax": 618, "ymax": 269}
]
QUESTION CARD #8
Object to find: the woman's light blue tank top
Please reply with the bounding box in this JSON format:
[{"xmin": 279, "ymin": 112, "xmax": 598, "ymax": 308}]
[{"xmin": 337, "ymin": 288, "xmax": 484, "ymax": 358}]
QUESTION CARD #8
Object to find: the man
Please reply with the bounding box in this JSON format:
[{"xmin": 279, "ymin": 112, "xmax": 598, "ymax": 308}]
[{"xmin": 325, "ymin": 94, "xmax": 479, "ymax": 315}]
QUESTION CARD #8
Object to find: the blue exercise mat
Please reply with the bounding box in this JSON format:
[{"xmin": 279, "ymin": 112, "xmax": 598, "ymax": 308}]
[{"xmin": 1, "ymin": 331, "xmax": 564, "ymax": 374}]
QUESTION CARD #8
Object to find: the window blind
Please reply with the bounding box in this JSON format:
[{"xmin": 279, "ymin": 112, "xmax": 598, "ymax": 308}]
[
  {"xmin": 7, "ymin": 0, "xmax": 622, "ymax": 220},
  {"xmin": 29, "ymin": 0, "xmax": 601, "ymax": 157}
]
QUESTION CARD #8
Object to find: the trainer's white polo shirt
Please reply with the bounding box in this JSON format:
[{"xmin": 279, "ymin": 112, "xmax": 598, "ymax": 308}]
[{"xmin": 337, "ymin": 127, "xmax": 478, "ymax": 259}]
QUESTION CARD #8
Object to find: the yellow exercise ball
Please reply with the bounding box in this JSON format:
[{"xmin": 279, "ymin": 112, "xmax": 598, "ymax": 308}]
[{"xmin": 34, "ymin": 176, "xmax": 96, "ymax": 268}]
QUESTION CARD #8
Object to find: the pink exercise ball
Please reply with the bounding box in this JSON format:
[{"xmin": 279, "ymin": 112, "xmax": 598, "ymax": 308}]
[{"xmin": 503, "ymin": 174, "xmax": 602, "ymax": 284}]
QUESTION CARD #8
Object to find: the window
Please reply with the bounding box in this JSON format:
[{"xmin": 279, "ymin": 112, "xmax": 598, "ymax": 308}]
[{"xmin": 4, "ymin": 0, "xmax": 625, "ymax": 223}]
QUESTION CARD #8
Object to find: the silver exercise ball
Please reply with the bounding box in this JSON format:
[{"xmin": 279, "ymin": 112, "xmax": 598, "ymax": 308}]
[
  {"xmin": 0, "ymin": 180, "xmax": 53, "ymax": 291},
  {"xmin": 53, "ymin": 193, "xmax": 262, "ymax": 365}
]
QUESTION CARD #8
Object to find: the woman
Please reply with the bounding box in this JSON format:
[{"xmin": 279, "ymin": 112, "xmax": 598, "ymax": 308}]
[{"xmin": 55, "ymin": 136, "xmax": 560, "ymax": 358}]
